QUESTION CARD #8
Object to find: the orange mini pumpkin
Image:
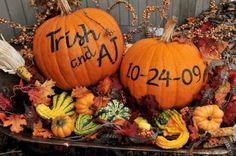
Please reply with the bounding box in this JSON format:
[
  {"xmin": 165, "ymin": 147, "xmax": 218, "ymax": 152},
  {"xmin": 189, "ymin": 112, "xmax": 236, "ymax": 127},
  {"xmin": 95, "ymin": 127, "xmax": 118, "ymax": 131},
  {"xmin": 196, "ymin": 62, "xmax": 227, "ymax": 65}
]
[
  {"xmin": 33, "ymin": 0, "xmax": 124, "ymax": 90},
  {"xmin": 193, "ymin": 105, "xmax": 224, "ymax": 131},
  {"xmin": 75, "ymin": 92, "xmax": 95, "ymax": 115},
  {"xmin": 51, "ymin": 116, "xmax": 74, "ymax": 138},
  {"xmin": 120, "ymin": 17, "xmax": 206, "ymax": 109}
]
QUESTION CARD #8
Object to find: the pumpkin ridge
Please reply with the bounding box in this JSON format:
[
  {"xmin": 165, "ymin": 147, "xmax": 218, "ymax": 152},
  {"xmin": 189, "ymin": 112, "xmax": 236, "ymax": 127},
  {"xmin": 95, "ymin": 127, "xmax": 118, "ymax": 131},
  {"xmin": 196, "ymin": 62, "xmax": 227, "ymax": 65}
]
[
  {"xmin": 169, "ymin": 44, "xmax": 179, "ymax": 107},
  {"xmin": 150, "ymin": 40, "xmax": 163, "ymax": 104},
  {"xmin": 72, "ymin": 13, "xmax": 97, "ymax": 85},
  {"xmin": 69, "ymin": 13, "xmax": 95, "ymax": 86},
  {"xmin": 145, "ymin": 41, "xmax": 159, "ymax": 98},
  {"xmin": 54, "ymin": 16, "xmax": 75, "ymax": 88},
  {"xmin": 128, "ymin": 41, "xmax": 155, "ymax": 98},
  {"xmin": 167, "ymin": 43, "xmax": 177, "ymax": 108},
  {"xmin": 91, "ymin": 8, "xmax": 124, "ymax": 77},
  {"xmin": 137, "ymin": 40, "xmax": 157, "ymax": 99},
  {"xmin": 63, "ymin": 14, "xmax": 81, "ymax": 86},
  {"xmin": 46, "ymin": 17, "xmax": 71, "ymax": 88},
  {"xmin": 35, "ymin": 18, "xmax": 57, "ymax": 81},
  {"xmin": 160, "ymin": 43, "xmax": 167, "ymax": 108},
  {"xmin": 135, "ymin": 41, "xmax": 158, "ymax": 98},
  {"xmin": 33, "ymin": 21, "xmax": 49, "ymax": 79},
  {"xmin": 40, "ymin": 19, "xmax": 57, "ymax": 82}
]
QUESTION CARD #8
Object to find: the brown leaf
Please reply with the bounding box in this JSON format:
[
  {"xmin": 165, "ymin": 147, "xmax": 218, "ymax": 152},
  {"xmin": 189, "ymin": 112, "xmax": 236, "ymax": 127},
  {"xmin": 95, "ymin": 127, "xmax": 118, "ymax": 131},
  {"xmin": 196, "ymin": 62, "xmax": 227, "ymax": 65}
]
[
  {"xmin": 3, "ymin": 114, "xmax": 27, "ymax": 133},
  {"xmin": 32, "ymin": 120, "xmax": 52, "ymax": 139},
  {"xmin": 93, "ymin": 96, "xmax": 110, "ymax": 113},
  {"xmin": 97, "ymin": 77, "xmax": 112, "ymax": 95},
  {"xmin": 215, "ymin": 81, "xmax": 231, "ymax": 107},
  {"xmin": 216, "ymin": 41, "xmax": 228, "ymax": 54},
  {"xmin": 198, "ymin": 38, "xmax": 228, "ymax": 64},
  {"xmin": 71, "ymin": 86, "xmax": 91, "ymax": 98},
  {"xmin": 28, "ymin": 80, "xmax": 56, "ymax": 106}
]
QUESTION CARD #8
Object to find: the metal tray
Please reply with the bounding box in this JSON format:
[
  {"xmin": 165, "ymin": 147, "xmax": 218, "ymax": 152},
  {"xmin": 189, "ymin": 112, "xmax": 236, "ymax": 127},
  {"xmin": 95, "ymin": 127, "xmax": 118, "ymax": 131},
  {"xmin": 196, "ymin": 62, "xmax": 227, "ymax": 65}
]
[{"xmin": 0, "ymin": 127, "xmax": 233, "ymax": 156}]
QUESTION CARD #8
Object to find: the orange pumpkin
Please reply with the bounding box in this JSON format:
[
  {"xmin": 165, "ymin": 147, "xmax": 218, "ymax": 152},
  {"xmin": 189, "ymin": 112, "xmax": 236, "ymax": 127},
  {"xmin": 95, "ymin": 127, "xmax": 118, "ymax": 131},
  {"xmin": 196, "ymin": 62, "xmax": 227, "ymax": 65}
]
[
  {"xmin": 120, "ymin": 17, "xmax": 206, "ymax": 109},
  {"xmin": 33, "ymin": 0, "xmax": 124, "ymax": 90},
  {"xmin": 51, "ymin": 116, "xmax": 74, "ymax": 138},
  {"xmin": 193, "ymin": 105, "xmax": 224, "ymax": 131}
]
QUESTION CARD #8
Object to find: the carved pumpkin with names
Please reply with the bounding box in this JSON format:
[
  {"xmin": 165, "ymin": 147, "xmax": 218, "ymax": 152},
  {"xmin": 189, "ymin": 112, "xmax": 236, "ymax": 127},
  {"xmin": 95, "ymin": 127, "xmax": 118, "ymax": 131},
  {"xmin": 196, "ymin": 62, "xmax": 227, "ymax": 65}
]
[{"xmin": 33, "ymin": 0, "xmax": 124, "ymax": 90}]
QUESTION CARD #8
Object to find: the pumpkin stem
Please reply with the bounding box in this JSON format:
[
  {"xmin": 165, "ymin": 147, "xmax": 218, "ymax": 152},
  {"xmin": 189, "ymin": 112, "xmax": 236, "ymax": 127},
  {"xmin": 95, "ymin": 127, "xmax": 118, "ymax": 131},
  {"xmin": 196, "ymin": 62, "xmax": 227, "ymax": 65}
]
[
  {"xmin": 58, "ymin": 0, "xmax": 72, "ymax": 15},
  {"xmin": 161, "ymin": 17, "xmax": 177, "ymax": 43}
]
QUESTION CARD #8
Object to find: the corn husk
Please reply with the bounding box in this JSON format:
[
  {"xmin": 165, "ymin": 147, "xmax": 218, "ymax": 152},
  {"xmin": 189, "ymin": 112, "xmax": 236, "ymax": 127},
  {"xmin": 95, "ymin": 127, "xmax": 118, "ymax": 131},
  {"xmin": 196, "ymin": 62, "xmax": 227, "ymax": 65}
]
[{"xmin": 0, "ymin": 34, "xmax": 32, "ymax": 81}]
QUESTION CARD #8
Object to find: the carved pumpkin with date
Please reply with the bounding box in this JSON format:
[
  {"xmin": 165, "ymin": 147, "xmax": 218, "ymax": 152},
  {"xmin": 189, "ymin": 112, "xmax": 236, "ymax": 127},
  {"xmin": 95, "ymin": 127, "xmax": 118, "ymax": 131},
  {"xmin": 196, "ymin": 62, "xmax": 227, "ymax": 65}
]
[
  {"xmin": 120, "ymin": 18, "xmax": 206, "ymax": 109},
  {"xmin": 33, "ymin": 0, "xmax": 124, "ymax": 90}
]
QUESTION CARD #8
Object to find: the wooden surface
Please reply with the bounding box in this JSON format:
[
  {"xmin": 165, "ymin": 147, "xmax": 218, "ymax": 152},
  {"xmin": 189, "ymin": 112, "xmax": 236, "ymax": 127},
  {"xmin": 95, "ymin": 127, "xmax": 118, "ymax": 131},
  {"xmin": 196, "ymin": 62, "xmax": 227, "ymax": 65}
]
[{"xmin": 0, "ymin": 0, "xmax": 221, "ymax": 40}]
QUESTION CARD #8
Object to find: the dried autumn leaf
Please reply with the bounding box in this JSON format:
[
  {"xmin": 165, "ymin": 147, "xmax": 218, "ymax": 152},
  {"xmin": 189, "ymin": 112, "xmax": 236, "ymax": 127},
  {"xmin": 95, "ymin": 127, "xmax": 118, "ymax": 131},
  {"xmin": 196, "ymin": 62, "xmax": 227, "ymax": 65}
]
[
  {"xmin": 198, "ymin": 38, "xmax": 221, "ymax": 63},
  {"xmin": 96, "ymin": 77, "xmax": 112, "ymax": 95},
  {"xmin": 114, "ymin": 121, "xmax": 139, "ymax": 137},
  {"xmin": 28, "ymin": 80, "xmax": 56, "ymax": 106},
  {"xmin": 198, "ymin": 38, "xmax": 228, "ymax": 64},
  {"xmin": 0, "ymin": 93, "xmax": 13, "ymax": 111},
  {"xmin": 215, "ymin": 81, "xmax": 231, "ymax": 107},
  {"xmin": 3, "ymin": 114, "xmax": 27, "ymax": 133},
  {"xmin": 141, "ymin": 95, "xmax": 160, "ymax": 116},
  {"xmin": 216, "ymin": 41, "xmax": 228, "ymax": 54},
  {"xmin": 228, "ymin": 70, "xmax": 236, "ymax": 86},
  {"xmin": 33, "ymin": 120, "xmax": 52, "ymax": 139},
  {"xmin": 0, "ymin": 113, "xmax": 6, "ymax": 122},
  {"xmin": 93, "ymin": 96, "xmax": 110, "ymax": 113},
  {"xmin": 188, "ymin": 125, "xmax": 199, "ymax": 141},
  {"xmin": 223, "ymin": 101, "xmax": 236, "ymax": 126},
  {"xmin": 71, "ymin": 86, "xmax": 91, "ymax": 98}
]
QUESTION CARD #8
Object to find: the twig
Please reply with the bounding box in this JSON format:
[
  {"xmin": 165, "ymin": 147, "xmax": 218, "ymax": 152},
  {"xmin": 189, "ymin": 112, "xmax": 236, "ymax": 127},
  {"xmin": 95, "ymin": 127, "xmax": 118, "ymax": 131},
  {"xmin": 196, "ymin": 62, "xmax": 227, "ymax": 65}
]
[{"xmin": 0, "ymin": 150, "xmax": 22, "ymax": 156}]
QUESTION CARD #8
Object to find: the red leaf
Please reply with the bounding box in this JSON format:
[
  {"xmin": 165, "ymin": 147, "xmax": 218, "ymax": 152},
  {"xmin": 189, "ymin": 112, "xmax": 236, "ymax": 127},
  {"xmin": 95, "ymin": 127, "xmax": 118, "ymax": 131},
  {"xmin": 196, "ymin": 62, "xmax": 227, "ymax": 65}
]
[
  {"xmin": 197, "ymin": 38, "xmax": 228, "ymax": 64},
  {"xmin": 0, "ymin": 93, "xmax": 13, "ymax": 111},
  {"xmin": 199, "ymin": 22, "xmax": 212, "ymax": 32},
  {"xmin": 111, "ymin": 76, "xmax": 123, "ymax": 91},
  {"xmin": 19, "ymin": 79, "xmax": 24, "ymax": 87},
  {"xmin": 114, "ymin": 121, "xmax": 139, "ymax": 137},
  {"xmin": 223, "ymin": 101, "xmax": 236, "ymax": 126},
  {"xmin": 189, "ymin": 125, "xmax": 199, "ymax": 141},
  {"xmin": 0, "ymin": 113, "xmax": 6, "ymax": 122},
  {"xmin": 141, "ymin": 95, "xmax": 160, "ymax": 116},
  {"xmin": 229, "ymin": 70, "xmax": 236, "ymax": 86}
]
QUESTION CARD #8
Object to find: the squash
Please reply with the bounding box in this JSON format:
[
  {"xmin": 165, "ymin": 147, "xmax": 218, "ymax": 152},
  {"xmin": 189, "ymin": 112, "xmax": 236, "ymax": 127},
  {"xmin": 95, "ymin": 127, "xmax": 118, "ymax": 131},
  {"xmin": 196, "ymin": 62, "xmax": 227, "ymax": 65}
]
[
  {"xmin": 134, "ymin": 117, "xmax": 151, "ymax": 130},
  {"xmin": 98, "ymin": 99, "xmax": 131, "ymax": 122},
  {"xmin": 193, "ymin": 105, "xmax": 224, "ymax": 131},
  {"xmin": 120, "ymin": 17, "xmax": 206, "ymax": 109},
  {"xmin": 155, "ymin": 110, "xmax": 189, "ymax": 149},
  {"xmin": 51, "ymin": 116, "xmax": 74, "ymax": 138},
  {"xmin": 33, "ymin": 0, "xmax": 124, "ymax": 90},
  {"xmin": 75, "ymin": 92, "xmax": 95, "ymax": 115},
  {"xmin": 36, "ymin": 92, "xmax": 75, "ymax": 119},
  {"xmin": 74, "ymin": 114, "xmax": 101, "ymax": 135}
]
